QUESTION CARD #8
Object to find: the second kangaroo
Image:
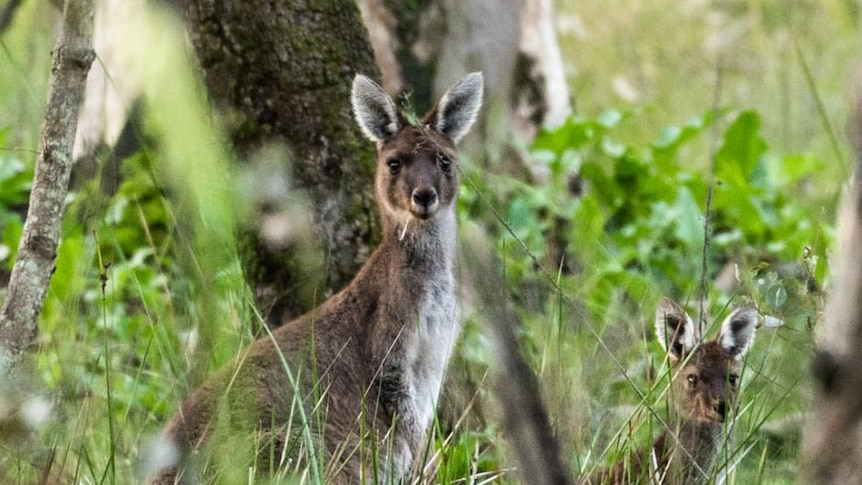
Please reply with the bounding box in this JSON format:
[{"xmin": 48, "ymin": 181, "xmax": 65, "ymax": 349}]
[
  {"xmin": 149, "ymin": 72, "xmax": 483, "ymax": 484},
  {"xmin": 589, "ymin": 298, "xmax": 758, "ymax": 485}
]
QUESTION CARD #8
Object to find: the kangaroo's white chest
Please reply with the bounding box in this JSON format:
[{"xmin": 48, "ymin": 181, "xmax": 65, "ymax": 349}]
[
  {"xmin": 386, "ymin": 261, "xmax": 460, "ymax": 479},
  {"xmin": 410, "ymin": 269, "xmax": 459, "ymax": 424}
]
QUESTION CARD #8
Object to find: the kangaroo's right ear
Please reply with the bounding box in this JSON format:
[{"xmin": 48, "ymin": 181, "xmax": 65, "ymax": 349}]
[
  {"xmin": 655, "ymin": 297, "xmax": 699, "ymax": 361},
  {"xmin": 352, "ymin": 74, "xmax": 401, "ymax": 143},
  {"xmin": 717, "ymin": 305, "xmax": 758, "ymax": 360}
]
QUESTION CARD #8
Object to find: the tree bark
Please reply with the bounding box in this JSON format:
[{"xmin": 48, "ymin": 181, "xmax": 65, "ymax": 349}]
[
  {"xmin": 179, "ymin": 0, "xmax": 381, "ymax": 326},
  {"xmin": 799, "ymin": 78, "xmax": 862, "ymax": 484},
  {"xmin": 0, "ymin": 0, "xmax": 95, "ymax": 368}
]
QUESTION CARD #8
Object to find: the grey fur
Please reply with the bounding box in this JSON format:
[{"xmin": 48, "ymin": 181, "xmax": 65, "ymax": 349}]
[{"xmin": 352, "ymin": 74, "xmax": 400, "ymax": 142}]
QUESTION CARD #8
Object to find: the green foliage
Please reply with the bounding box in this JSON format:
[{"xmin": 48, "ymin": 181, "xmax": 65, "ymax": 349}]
[
  {"xmin": 0, "ymin": 2, "xmax": 845, "ymax": 483},
  {"xmin": 0, "ymin": 92, "xmax": 835, "ymax": 485},
  {"xmin": 457, "ymin": 106, "xmax": 832, "ymax": 482},
  {"xmin": 0, "ymin": 129, "xmax": 29, "ymax": 272},
  {"xmin": 481, "ymin": 108, "xmax": 831, "ymax": 323}
]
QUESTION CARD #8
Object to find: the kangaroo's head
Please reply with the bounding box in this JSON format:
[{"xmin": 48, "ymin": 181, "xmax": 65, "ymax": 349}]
[
  {"xmin": 351, "ymin": 73, "xmax": 483, "ymax": 236},
  {"xmin": 655, "ymin": 298, "xmax": 757, "ymax": 426}
]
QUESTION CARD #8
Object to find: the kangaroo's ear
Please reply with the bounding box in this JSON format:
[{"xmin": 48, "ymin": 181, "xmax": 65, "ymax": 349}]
[
  {"xmin": 717, "ymin": 306, "xmax": 758, "ymax": 360},
  {"xmin": 352, "ymin": 74, "xmax": 401, "ymax": 143},
  {"xmin": 423, "ymin": 72, "xmax": 483, "ymax": 143},
  {"xmin": 655, "ymin": 297, "xmax": 699, "ymax": 361}
]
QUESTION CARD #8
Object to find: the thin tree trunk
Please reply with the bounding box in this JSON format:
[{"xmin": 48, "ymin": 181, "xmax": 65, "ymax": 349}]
[
  {"xmin": 0, "ymin": 0, "xmax": 95, "ymax": 368},
  {"xmin": 799, "ymin": 78, "xmax": 862, "ymax": 484},
  {"xmin": 180, "ymin": 0, "xmax": 381, "ymax": 326}
]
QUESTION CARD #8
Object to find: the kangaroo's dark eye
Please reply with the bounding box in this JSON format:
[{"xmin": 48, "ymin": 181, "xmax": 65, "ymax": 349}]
[
  {"xmin": 728, "ymin": 374, "xmax": 738, "ymax": 387},
  {"xmin": 438, "ymin": 154, "xmax": 452, "ymax": 173},
  {"xmin": 387, "ymin": 158, "xmax": 401, "ymax": 174},
  {"xmin": 687, "ymin": 374, "xmax": 698, "ymax": 386}
]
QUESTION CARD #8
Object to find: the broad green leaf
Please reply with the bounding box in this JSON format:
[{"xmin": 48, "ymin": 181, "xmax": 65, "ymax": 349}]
[
  {"xmin": 673, "ymin": 187, "xmax": 703, "ymax": 248},
  {"xmin": 716, "ymin": 110, "xmax": 767, "ymax": 187}
]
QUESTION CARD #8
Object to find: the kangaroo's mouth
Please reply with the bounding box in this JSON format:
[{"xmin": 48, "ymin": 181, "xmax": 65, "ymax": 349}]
[
  {"xmin": 410, "ymin": 207, "xmax": 436, "ymax": 219},
  {"xmin": 410, "ymin": 200, "xmax": 439, "ymax": 219},
  {"xmin": 693, "ymin": 410, "xmax": 725, "ymax": 425}
]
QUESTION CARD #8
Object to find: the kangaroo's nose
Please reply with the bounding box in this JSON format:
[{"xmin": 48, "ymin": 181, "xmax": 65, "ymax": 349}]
[{"xmin": 412, "ymin": 187, "xmax": 438, "ymax": 209}]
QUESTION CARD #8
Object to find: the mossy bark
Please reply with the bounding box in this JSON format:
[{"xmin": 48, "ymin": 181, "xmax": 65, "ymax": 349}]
[{"xmin": 180, "ymin": 0, "xmax": 381, "ymax": 325}]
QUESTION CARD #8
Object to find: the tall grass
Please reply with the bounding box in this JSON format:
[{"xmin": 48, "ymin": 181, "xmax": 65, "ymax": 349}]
[{"xmin": 0, "ymin": 0, "xmax": 853, "ymax": 484}]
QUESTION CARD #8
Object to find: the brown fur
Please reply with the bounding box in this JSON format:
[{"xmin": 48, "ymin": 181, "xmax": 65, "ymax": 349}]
[{"xmin": 148, "ymin": 73, "xmax": 483, "ymax": 484}]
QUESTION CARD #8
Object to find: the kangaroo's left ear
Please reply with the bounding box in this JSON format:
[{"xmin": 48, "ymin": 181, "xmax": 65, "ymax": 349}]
[
  {"xmin": 717, "ymin": 306, "xmax": 758, "ymax": 360},
  {"xmin": 423, "ymin": 72, "xmax": 483, "ymax": 144},
  {"xmin": 655, "ymin": 297, "xmax": 699, "ymax": 362}
]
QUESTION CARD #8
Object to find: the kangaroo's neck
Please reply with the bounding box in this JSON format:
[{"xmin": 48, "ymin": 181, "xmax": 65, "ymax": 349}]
[
  {"xmin": 656, "ymin": 421, "xmax": 723, "ymax": 484},
  {"xmin": 380, "ymin": 207, "xmax": 458, "ymax": 271}
]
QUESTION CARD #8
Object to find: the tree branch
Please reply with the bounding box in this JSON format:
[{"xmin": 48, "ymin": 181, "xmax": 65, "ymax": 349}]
[{"xmin": 0, "ymin": 0, "xmax": 94, "ymax": 369}]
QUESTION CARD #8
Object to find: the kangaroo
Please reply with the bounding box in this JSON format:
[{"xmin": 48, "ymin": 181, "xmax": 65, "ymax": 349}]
[
  {"xmin": 148, "ymin": 72, "xmax": 483, "ymax": 484},
  {"xmin": 588, "ymin": 298, "xmax": 757, "ymax": 485}
]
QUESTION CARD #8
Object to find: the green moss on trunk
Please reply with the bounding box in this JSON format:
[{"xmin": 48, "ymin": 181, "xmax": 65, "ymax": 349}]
[{"xmin": 182, "ymin": 0, "xmax": 381, "ymax": 325}]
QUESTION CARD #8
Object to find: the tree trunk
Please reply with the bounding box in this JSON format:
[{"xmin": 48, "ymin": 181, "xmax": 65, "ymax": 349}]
[
  {"xmin": 179, "ymin": 0, "xmax": 381, "ymax": 326},
  {"xmin": 0, "ymin": 0, "xmax": 95, "ymax": 368},
  {"xmin": 799, "ymin": 78, "xmax": 862, "ymax": 484}
]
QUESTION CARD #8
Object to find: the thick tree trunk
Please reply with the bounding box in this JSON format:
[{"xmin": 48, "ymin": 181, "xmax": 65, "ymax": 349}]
[
  {"xmin": 799, "ymin": 79, "xmax": 862, "ymax": 484},
  {"xmin": 180, "ymin": 0, "xmax": 381, "ymax": 326},
  {"xmin": 0, "ymin": 0, "xmax": 95, "ymax": 368}
]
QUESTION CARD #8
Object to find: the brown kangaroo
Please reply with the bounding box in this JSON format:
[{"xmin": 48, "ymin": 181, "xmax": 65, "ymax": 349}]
[
  {"xmin": 587, "ymin": 298, "xmax": 757, "ymax": 485},
  {"xmin": 147, "ymin": 72, "xmax": 483, "ymax": 484}
]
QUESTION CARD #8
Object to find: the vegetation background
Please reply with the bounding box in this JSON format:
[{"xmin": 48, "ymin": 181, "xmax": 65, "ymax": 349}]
[{"xmin": 0, "ymin": 0, "xmax": 857, "ymax": 483}]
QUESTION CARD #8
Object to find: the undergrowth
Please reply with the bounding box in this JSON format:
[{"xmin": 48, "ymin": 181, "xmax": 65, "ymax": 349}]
[
  {"xmin": 0, "ymin": 72, "xmax": 835, "ymax": 485},
  {"xmin": 0, "ymin": 1, "xmax": 848, "ymax": 484}
]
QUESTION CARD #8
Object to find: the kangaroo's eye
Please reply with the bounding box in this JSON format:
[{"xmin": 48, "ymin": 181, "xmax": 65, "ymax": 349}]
[
  {"xmin": 687, "ymin": 374, "xmax": 698, "ymax": 386},
  {"xmin": 728, "ymin": 374, "xmax": 739, "ymax": 387},
  {"xmin": 438, "ymin": 154, "xmax": 452, "ymax": 173},
  {"xmin": 387, "ymin": 158, "xmax": 401, "ymax": 174}
]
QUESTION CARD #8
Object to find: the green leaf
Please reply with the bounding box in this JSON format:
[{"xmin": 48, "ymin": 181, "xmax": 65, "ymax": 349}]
[
  {"xmin": 1, "ymin": 217, "xmax": 23, "ymax": 269},
  {"xmin": 716, "ymin": 110, "xmax": 767, "ymax": 187},
  {"xmin": 673, "ymin": 187, "xmax": 703, "ymax": 248},
  {"xmin": 779, "ymin": 153, "xmax": 826, "ymax": 185}
]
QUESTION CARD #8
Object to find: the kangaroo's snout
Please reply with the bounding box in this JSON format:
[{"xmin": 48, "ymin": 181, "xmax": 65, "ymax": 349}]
[{"xmin": 411, "ymin": 187, "xmax": 439, "ymax": 217}]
